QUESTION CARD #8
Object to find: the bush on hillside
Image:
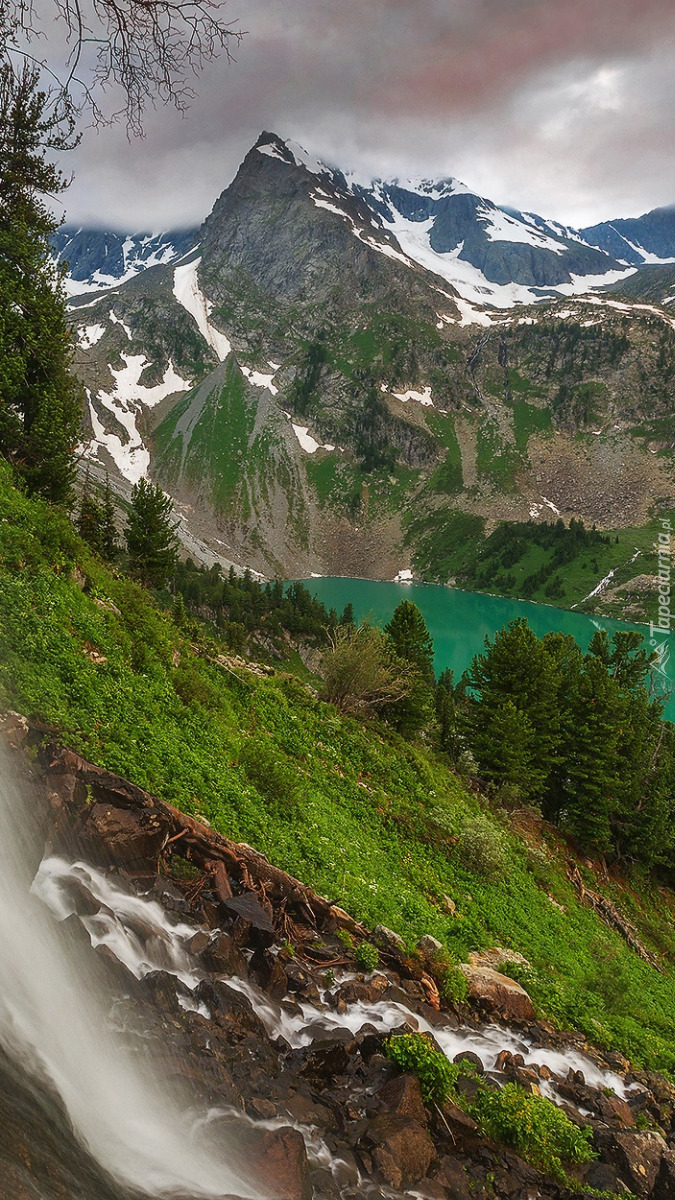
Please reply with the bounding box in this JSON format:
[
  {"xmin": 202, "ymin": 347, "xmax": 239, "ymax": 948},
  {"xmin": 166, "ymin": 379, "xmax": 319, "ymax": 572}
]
[{"xmin": 456, "ymin": 814, "xmax": 507, "ymax": 880}]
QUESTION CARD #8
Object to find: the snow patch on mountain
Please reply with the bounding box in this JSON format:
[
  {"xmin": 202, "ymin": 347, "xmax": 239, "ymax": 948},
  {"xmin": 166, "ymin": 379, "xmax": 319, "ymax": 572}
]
[
  {"xmin": 86, "ymin": 356, "xmax": 191, "ymax": 483},
  {"xmin": 65, "ymin": 273, "xmax": 124, "ymax": 298},
  {"xmin": 77, "ymin": 324, "xmax": 105, "ymax": 349},
  {"xmin": 109, "ymin": 310, "xmax": 133, "ymax": 341},
  {"xmin": 477, "ymin": 205, "xmax": 565, "ymax": 254},
  {"xmin": 291, "ymin": 424, "xmax": 335, "ymax": 454},
  {"xmin": 391, "ymin": 385, "xmax": 433, "ymax": 406},
  {"xmin": 172, "ymin": 258, "xmax": 231, "ymax": 360},
  {"xmin": 241, "ymin": 366, "xmax": 278, "ymax": 396}
]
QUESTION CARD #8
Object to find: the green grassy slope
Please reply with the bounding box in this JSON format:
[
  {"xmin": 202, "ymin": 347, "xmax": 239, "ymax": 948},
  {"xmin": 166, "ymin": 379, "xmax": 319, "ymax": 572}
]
[{"xmin": 3, "ymin": 459, "xmax": 675, "ymax": 1073}]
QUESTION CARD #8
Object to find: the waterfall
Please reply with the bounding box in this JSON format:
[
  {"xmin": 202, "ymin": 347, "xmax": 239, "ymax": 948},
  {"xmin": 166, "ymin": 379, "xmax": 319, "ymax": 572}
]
[{"xmin": 0, "ymin": 744, "xmax": 261, "ymax": 1200}]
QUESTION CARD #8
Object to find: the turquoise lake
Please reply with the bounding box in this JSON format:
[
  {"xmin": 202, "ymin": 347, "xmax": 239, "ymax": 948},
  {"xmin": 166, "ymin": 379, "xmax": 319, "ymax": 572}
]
[{"xmin": 301, "ymin": 577, "xmax": 675, "ymax": 720}]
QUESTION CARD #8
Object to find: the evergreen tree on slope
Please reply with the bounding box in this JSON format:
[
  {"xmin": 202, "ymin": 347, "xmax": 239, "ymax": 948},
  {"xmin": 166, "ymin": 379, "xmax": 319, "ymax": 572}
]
[
  {"xmin": 125, "ymin": 477, "xmax": 178, "ymax": 588},
  {"xmin": 0, "ymin": 65, "xmax": 81, "ymax": 503}
]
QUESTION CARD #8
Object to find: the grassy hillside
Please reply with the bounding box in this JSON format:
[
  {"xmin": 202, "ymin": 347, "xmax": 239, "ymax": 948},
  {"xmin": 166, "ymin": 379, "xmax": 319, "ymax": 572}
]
[{"xmin": 3, "ymin": 459, "xmax": 675, "ymax": 1074}]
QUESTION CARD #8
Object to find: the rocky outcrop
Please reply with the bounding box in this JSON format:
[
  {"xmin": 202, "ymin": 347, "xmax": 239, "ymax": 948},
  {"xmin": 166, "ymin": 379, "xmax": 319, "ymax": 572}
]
[{"xmin": 459, "ymin": 964, "xmax": 537, "ymax": 1022}]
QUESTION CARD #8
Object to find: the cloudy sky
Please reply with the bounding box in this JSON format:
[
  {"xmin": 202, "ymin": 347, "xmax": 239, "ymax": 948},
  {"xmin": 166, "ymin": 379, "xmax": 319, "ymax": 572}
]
[{"xmin": 58, "ymin": 0, "xmax": 675, "ymax": 231}]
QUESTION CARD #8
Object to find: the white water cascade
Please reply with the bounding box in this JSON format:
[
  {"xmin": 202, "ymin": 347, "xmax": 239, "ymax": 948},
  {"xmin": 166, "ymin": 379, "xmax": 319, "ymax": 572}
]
[{"xmin": 0, "ymin": 746, "xmax": 263, "ymax": 1200}]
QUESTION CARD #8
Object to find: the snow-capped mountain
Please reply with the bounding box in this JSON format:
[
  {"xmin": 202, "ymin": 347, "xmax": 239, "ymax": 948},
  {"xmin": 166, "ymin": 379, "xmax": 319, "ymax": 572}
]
[
  {"xmin": 60, "ymin": 133, "xmax": 675, "ymax": 310},
  {"xmin": 54, "ymin": 226, "xmax": 199, "ymax": 296},
  {"xmin": 580, "ymin": 207, "xmax": 675, "ymax": 267},
  {"xmin": 66, "ymin": 131, "xmax": 675, "ymax": 586}
]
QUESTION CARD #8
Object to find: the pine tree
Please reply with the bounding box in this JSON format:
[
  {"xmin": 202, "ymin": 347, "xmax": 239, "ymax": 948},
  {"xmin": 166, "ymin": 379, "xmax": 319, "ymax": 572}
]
[
  {"xmin": 559, "ymin": 655, "xmax": 623, "ymax": 852},
  {"xmin": 100, "ymin": 473, "xmax": 119, "ymax": 560},
  {"xmin": 76, "ymin": 469, "xmax": 104, "ymax": 552},
  {"xmin": 385, "ymin": 600, "xmax": 435, "ymax": 683},
  {"xmin": 340, "ymin": 602, "xmax": 355, "ymax": 627},
  {"xmin": 125, "ymin": 477, "xmax": 178, "ymax": 588},
  {"xmin": 467, "ymin": 619, "xmax": 562, "ymax": 800},
  {"xmin": 0, "ymin": 65, "xmax": 82, "ymax": 503},
  {"xmin": 435, "ymin": 669, "xmax": 465, "ymax": 763},
  {"xmin": 383, "ymin": 600, "xmax": 436, "ymax": 737},
  {"xmin": 469, "ymin": 698, "xmax": 537, "ymax": 793}
]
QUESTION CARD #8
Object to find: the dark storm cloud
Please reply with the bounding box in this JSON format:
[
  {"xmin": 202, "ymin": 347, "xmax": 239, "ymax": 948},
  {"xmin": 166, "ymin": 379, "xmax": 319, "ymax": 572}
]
[{"xmin": 61, "ymin": 0, "xmax": 675, "ymax": 230}]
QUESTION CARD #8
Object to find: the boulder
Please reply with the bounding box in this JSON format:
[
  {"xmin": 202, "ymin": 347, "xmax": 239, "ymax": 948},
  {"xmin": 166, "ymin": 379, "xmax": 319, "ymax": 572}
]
[
  {"xmin": 299, "ymin": 1040, "xmax": 352, "ymax": 1081},
  {"xmin": 284, "ymin": 962, "xmax": 322, "ymax": 1005},
  {"xmin": 223, "ymin": 892, "xmax": 275, "ymax": 937},
  {"xmin": 417, "ymin": 935, "xmax": 443, "ymax": 958},
  {"xmin": 364, "ymin": 1114, "xmax": 436, "ymax": 1189},
  {"xmin": 201, "ymin": 931, "xmax": 247, "ymax": 978},
  {"xmin": 468, "ymin": 947, "xmax": 531, "ymax": 971},
  {"xmin": 375, "ymin": 1073, "xmax": 427, "ymax": 1125},
  {"xmin": 373, "ymin": 925, "xmax": 406, "ymax": 952},
  {"xmin": 453, "ymin": 1050, "xmax": 484, "ymax": 1074},
  {"xmin": 249, "ymin": 948, "xmax": 288, "ymax": 999},
  {"xmin": 596, "ymin": 1092, "xmax": 635, "ymax": 1128},
  {"xmin": 654, "ymin": 1150, "xmax": 675, "ymax": 1200},
  {"xmin": 249, "ymin": 1126, "xmax": 312, "ymax": 1200},
  {"xmin": 82, "ymin": 803, "xmax": 169, "ymax": 871},
  {"xmin": 334, "ymin": 975, "xmax": 388, "ymax": 1009},
  {"xmin": 610, "ymin": 1130, "xmax": 668, "ymax": 1197},
  {"xmin": 433, "ymin": 1156, "xmax": 472, "ymax": 1199},
  {"xmin": 459, "ymin": 965, "xmax": 536, "ymax": 1022},
  {"xmin": 582, "ymin": 1162, "xmax": 634, "ymax": 1196}
]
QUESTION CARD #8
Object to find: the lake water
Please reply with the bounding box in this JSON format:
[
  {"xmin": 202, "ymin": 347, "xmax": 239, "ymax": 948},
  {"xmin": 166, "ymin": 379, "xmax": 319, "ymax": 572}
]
[{"xmin": 303, "ymin": 577, "xmax": 675, "ymax": 720}]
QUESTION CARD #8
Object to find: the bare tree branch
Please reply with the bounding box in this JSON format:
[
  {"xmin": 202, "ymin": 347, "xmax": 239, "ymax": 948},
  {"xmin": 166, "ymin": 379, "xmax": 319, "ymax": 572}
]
[{"xmin": 1, "ymin": 0, "xmax": 243, "ymax": 133}]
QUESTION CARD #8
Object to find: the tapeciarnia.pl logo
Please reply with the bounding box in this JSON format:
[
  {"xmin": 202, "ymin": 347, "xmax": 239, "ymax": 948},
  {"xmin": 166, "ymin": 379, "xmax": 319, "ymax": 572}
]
[{"xmin": 650, "ymin": 517, "xmax": 672, "ymax": 696}]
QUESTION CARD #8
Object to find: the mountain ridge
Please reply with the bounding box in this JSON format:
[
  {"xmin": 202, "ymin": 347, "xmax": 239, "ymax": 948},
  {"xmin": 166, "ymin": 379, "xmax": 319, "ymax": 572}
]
[{"xmin": 63, "ymin": 133, "xmax": 675, "ymax": 615}]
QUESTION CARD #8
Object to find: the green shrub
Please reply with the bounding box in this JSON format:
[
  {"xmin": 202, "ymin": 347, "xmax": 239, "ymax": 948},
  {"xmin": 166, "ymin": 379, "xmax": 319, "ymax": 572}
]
[
  {"xmin": 469, "ymin": 1082, "xmax": 596, "ymax": 1181},
  {"xmin": 239, "ymin": 735, "xmax": 302, "ymax": 808},
  {"xmin": 354, "ymin": 941, "xmax": 379, "ymax": 971},
  {"xmin": 385, "ymin": 1032, "xmax": 458, "ymax": 1106},
  {"xmin": 456, "ymin": 814, "xmax": 507, "ymax": 880},
  {"xmin": 429, "ymin": 950, "xmax": 469, "ymax": 1005}
]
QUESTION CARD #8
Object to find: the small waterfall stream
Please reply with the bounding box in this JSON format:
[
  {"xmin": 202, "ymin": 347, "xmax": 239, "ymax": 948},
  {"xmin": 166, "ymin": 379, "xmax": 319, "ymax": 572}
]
[
  {"xmin": 0, "ymin": 744, "xmax": 633, "ymax": 1199},
  {"xmin": 0, "ymin": 747, "xmax": 262, "ymax": 1200}
]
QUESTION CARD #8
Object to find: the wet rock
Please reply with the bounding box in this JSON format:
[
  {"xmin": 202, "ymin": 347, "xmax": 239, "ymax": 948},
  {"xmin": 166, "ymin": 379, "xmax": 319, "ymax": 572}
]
[
  {"xmin": 83, "ymin": 803, "xmax": 169, "ymax": 872},
  {"xmin": 459, "ymin": 965, "xmax": 536, "ymax": 1022},
  {"xmin": 194, "ymin": 979, "xmax": 270, "ymax": 1041},
  {"xmin": 334, "ymin": 976, "xmax": 388, "ymax": 1009},
  {"xmin": 375, "ymin": 1073, "xmax": 427, "ymax": 1125},
  {"xmin": 455, "ymin": 1074, "xmax": 482, "ymax": 1103},
  {"xmin": 439, "ymin": 1099, "xmax": 478, "ymax": 1135},
  {"xmin": 654, "ymin": 1149, "xmax": 675, "ymax": 1199},
  {"xmin": 363, "ymin": 1114, "xmax": 436, "ymax": 1189},
  {"xmin": 245, "ymin": 1096, "xmax": 277, "ymax": 1120},
  {"xmin": 582, "ymin": 1161, "xmax": 634, "ymax": 1195},
  {"xmin": 201, "ymin": 931, "xmax": 247, "ymax": 978},
  {"xmin": 149, "ymin": 875, "xmax": 192, "ymax": 913},
  {"xmin": 610, "ymin": 1130, "xmax": 668, "ymax": 1196},
  {"xmin": 185, "ymin": 929, "xmax": 210, "ymax": 956},
  {"xmin": 249, "ymin": 948, "xmax": 288, "ymax": 999},
  {"xmin": 372, "ymin": 925, "xmax": 406, "ymax": 953},
  {"xmin": 285, "ymin": 962, "xmax": 322, "ymax": 1005},
  {"xmin": 282, "ymin": 1092, "xmax": 338, "ymax": 1131},
  {"xmin": 433, "ymin": 1156, "xmax": 472, "ymax": 1199},
  {"xmin": 596, "ymin": 1092, "xmax": 636, "ymax": 1128},
  {"xmin": 223, "ymin": 892, "xmax": 275, "ymax": 944},
  {"xmin": 299, "ymin": 1040, "xmax": 352, "ymax": 1081},
  {"xmin": 249, "ymin": 1126, "xmax": 312, "ymax": 1200},
  {"xmin": 143, "ymin": 969, "xmax": 183, "ymax": 1014}
]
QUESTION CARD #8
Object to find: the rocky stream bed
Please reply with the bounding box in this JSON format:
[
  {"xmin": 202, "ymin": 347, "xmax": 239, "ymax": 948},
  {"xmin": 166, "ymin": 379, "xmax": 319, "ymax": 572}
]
[{"xmin": 3, "ymin": 711, "xmax": 675, "ymax": 1200}]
